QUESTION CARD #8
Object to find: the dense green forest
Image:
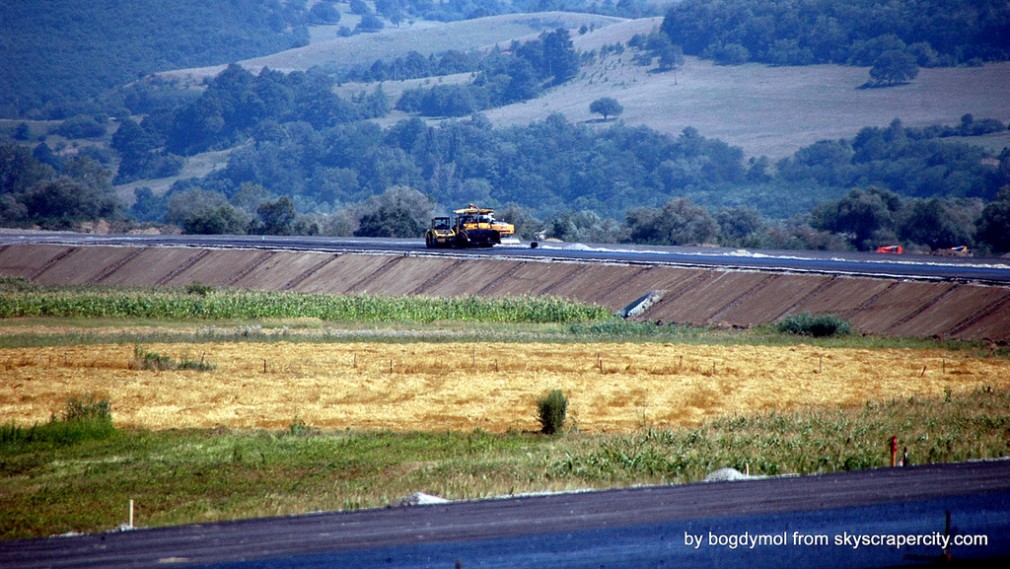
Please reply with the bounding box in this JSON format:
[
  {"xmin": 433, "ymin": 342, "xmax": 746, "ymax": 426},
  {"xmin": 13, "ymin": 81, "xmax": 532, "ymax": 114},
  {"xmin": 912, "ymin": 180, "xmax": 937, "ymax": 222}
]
[
  {"xmin": 661, "ymin": 0, "xmax": 1010, "ymax": 67},
  {"xmin": 0, "ymin": 0, "xmax": 311, "ymax": 119}
]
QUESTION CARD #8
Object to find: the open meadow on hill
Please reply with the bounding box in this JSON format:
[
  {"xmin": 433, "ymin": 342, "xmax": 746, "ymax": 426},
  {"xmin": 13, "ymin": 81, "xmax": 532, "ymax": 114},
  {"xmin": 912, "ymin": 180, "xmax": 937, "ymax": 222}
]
[
  {"xmin": 484, "ymin": 55, "xmax": 1010, "ymax": 159},
  {"xmin": 150, "ymin": 11, "xmax": 1010, "ymax": 188},
  {"xmin": 157, "ymin": 12, "xmax": 626, "ymax": 84}
]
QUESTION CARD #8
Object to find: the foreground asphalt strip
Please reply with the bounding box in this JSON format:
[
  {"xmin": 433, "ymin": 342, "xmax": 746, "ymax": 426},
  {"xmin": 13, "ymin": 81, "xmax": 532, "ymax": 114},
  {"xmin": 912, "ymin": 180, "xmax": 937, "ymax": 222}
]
[{"xmin": 1, "ymin": 460, "xmax": 1008, "ymax": 568}]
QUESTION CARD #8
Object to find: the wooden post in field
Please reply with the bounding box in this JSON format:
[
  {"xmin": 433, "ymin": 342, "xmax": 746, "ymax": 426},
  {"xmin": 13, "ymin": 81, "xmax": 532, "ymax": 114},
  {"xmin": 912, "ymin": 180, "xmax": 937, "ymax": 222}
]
[{"xmin": 128, "ymin": 499, "xmax": 134, "ymax": 529}]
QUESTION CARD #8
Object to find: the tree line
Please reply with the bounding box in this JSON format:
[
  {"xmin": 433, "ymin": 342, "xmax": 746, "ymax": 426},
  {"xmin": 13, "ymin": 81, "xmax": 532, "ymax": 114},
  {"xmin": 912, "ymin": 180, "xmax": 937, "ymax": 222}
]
[
  {"xmin": 11, "ymin": 104, "xmax": 1010, "ymax": 229},
  {"xmin": 4, "ymin": 122, "xmax": 1010, "ymax": 255},
  {"xmin": 395, "ymin": 29, "xmax": 582, "ymax": 116}
]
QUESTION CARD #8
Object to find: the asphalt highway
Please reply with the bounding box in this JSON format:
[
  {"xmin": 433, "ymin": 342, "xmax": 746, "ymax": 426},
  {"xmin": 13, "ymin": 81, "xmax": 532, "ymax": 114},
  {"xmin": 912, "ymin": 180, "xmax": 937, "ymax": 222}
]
[
  {"xmin": 1, "ymin": 461, "xmax": 1008, "ymax": 568},
  {"xmin": 2, "ymin": 231, "xmax": 1010, "ymax": 284}
]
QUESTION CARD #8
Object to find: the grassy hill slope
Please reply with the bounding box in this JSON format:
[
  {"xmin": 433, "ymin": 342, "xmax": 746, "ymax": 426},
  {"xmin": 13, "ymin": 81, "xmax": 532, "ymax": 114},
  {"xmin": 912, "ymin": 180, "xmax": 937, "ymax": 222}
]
[
  {"xmin": 314, "ymin": 14, "xmax": 1010, "ymax": 159},
  {"xmin": 485, "ymin": 47, "xmax": 1010, "ymax": 159},
  {"xmin": 157, "ymin": 12, "xmax": 626, "ymax": 84}
]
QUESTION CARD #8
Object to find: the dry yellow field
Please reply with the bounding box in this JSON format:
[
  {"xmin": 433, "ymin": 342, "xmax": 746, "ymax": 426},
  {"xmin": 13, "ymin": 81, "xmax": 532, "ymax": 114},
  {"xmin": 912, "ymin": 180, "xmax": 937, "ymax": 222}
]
[{"xmin": 2, "ymin": 342, "xmax": 1007, "ymax": 433}]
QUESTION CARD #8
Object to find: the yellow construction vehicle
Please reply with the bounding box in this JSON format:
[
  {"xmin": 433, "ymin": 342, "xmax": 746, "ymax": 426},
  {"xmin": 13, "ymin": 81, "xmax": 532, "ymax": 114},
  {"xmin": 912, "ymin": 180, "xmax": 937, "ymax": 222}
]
[{"xmin": 425, "ymin": 204, "xmax": 515, "ymax": 248}]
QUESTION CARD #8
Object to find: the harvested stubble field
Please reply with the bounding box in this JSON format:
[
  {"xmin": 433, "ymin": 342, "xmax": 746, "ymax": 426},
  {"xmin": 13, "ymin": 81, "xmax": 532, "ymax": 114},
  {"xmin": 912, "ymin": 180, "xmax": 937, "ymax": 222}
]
[{"xmin": 3, "ymin": 341, "xmax": 1006, "ymax": 433}]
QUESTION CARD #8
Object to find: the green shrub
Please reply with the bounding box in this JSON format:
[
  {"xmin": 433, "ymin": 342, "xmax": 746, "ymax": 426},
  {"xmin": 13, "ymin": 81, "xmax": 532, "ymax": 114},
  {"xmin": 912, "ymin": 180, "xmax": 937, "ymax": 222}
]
[
  {"xmin": 132, "ymin": 344, "xmax": 176, "ymax": 370},
  {"xmin": 537, "ymin": 389, "xmax": 569, "ymax": 435},
  {"xmin": 178, "ymin": 353, "xmax": 214, "ymax": 371},
  {"xmin": 0, "ymin": 276, "xmax": 37, "ymax": 292},
  {"xmin": 775, "ymin": 312, "xmax": 852, "ymax": 337},
  {"xmin": 1, "ymin": 393, "xmax": 114, "ymax": 446},
  {"xmin": 568, "ymin": 319, "xmax": 671, "ymax": 337},
  {"xmin": 60, "ymin": 393, "xmax": 112, "ymax": 423},
  {"xmin": 185, "ymin": 281, "xmax": 215, "ymax": 296},
  {"xmin": 131, "ymin": 345, "xmax": 214, "ymax": 371}
]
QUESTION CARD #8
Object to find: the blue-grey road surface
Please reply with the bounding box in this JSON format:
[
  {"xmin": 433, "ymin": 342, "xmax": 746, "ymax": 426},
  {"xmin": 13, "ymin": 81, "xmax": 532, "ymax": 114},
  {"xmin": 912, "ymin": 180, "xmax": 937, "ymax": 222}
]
[{"xmin": 2, "ymin": 460, "xmax": 1008, "ymax": 568}]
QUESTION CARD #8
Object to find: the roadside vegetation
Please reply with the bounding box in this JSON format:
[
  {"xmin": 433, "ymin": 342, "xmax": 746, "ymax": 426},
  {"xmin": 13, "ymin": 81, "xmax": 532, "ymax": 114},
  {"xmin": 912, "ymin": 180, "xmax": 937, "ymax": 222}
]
[{"xmin": 2, "ymin": 386, "xmax": 1007, "ymax": 541}]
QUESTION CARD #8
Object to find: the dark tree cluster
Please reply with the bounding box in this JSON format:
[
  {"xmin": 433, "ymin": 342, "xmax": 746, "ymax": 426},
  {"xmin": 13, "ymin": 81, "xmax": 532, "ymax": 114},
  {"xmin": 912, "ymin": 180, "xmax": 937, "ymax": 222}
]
[
  {"xmin": 335, "ymin": 50, "xmax": 484, "ymax": 83},
  {"xmin": 153, "ymin": 64, "xmax": 389, "ymax": 155},
  {"xmin": 508, "ymin": 181, "xmax": 1010, "ymax": 256},
  {"xmin": 0, "ymin": 143, "xmax": 121, "ymax": 229},
  {"xmin": 111, "ymin": 118, "xmax": 184, "ymax": 184},
  {"xmin": 395, "ymin": 28, "xmax": 581, "ymax": 117},
  {"xmin": 375, "ymin": 0, "xmax": 660, "ymax": 24},
  {"xmin": 124, "ymin": 111, "xmax": 746, "ymax": 232},
  {"xmin": 661, "ymin": 0, "xmax": 1010, "ymax": 67},
  {"xmin": 776, "ymin": 118, "xmax": 1009, "ymax": 201}
]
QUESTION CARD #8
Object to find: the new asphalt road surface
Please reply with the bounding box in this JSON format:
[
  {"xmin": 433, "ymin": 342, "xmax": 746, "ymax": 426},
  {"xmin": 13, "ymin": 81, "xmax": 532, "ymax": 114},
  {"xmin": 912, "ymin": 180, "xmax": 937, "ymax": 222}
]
[
  {"xmin": 2, "ymin": 232, "xmax": 1009, "ymax": 284},
  {"xmin": 2, "ymin": 460, "xmax": 1008, "ymax": 568}
]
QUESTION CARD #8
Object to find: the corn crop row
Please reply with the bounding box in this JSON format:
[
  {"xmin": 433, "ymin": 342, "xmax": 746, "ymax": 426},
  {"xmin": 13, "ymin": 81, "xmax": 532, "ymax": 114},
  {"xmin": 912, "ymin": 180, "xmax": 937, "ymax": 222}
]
[{"xmin": 0, "ymin": 290, "xmax": 611, "ymax": 324}]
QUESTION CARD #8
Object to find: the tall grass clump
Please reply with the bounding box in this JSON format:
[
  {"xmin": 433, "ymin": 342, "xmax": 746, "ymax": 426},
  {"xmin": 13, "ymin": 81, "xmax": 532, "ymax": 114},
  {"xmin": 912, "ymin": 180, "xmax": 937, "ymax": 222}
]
[
  {"xmin": 775, "ymin": 312, "xmax": 852, "ymax": 338},
  {"xmin": 130, "ymin": 344, "xmax": 214, "ymax": 371},
  {"xmin": 537, "ymin": 389, "xmax": 569, "ymax": 435},
  {"xmin": 568, "ymin": 319, "xmax": 665, "ymax": 337},
  {"xmin": 0, "ymin": 393, "xmax": 114, "ymax": 446}
]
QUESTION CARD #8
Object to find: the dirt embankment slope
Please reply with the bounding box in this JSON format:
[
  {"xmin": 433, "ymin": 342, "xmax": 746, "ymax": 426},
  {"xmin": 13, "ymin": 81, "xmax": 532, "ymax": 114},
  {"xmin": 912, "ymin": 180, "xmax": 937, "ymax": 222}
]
[{"xmin": 0, "ymin": 243, "xmax": 1007, "ymax": 342}]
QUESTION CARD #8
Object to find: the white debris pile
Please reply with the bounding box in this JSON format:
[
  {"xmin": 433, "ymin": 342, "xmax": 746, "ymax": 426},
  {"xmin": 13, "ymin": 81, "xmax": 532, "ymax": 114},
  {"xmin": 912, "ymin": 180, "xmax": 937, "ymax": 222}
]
[
  {"xmin": 395, "ymin": 492, "xmax": 450, "ymax": 507},
  {"xmin": 704, "ymin": 467, "xmax": 759, "ymax": 482}
]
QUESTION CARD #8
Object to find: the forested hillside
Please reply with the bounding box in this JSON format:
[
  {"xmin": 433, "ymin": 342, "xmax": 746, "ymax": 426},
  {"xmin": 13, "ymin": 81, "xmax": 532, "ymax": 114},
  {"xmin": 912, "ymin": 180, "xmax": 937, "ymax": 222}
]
[
  {"xmin": 661, "ymin": 0, "xmax": 1010, "ymax": 66},
  {"xmin": 2, "ymin": 0, "xmax": 1009, "ymax": 255},
  {"xmin": 0, "ymin": 0, "xmax": 311, "ymax": 119},
  {"xmin": 1, "ymin": 0, "xmax": 662, "ymax": 120}
]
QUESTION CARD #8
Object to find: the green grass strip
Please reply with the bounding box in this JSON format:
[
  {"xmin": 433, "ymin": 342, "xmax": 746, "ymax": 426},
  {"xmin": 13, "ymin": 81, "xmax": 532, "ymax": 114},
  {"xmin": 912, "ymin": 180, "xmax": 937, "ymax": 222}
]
[
  {"xmin": 0, "ymin": 288, "xmax": 611, "ymax": 324},
  {"xmin": 2, "ymin": 387, "xmax": 1008, "ymax": 541}
]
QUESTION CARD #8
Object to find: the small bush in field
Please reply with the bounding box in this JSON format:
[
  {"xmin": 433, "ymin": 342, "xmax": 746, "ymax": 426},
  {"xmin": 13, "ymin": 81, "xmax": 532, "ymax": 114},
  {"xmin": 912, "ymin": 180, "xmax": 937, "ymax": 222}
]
[
  {"xmin": 776, "ymin": 313, "xmax": 852, "ymax": 337},
  {"xmin": 537, "ymin": 389, "xmax": 569, "ymax": 435},
  {"xmin": 131, "ymin": 345, "xmax": 214, "ymax": 371},
  {"xmin": 185, "ymin": 281, "xmax": 215, "ymax": 296},
  {"xmin": 131, "ymin": 344, "xmax": 176, "ymax": 370}
]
